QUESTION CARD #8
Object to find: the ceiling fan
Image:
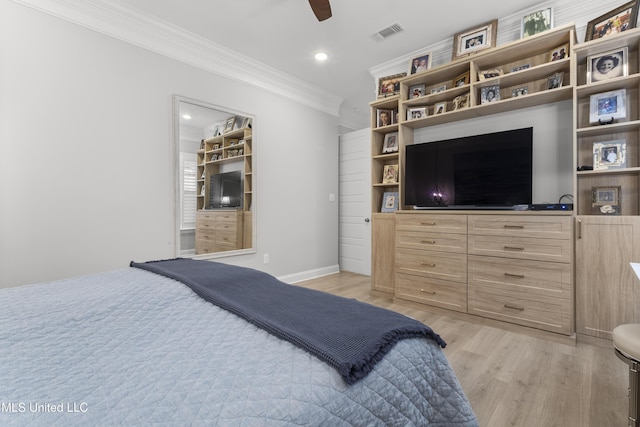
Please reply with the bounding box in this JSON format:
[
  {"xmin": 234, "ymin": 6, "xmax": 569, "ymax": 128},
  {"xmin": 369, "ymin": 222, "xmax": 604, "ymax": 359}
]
[{"xmin": 309, "ymin": 0, "xmax": 332, "ymax": 21}]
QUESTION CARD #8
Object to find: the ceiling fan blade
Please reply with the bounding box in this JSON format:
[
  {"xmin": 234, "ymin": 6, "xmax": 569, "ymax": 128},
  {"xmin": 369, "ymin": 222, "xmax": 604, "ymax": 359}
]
[{"xmin": 309, "ymin": 0, "xmax": 332, "ymax": 21}]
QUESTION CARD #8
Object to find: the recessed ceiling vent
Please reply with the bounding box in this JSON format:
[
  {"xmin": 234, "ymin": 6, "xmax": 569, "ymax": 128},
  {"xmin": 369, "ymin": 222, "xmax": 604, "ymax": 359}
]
[{"xmin": 371, "ymin": 23, "xmax": 405, "ymax": 42}]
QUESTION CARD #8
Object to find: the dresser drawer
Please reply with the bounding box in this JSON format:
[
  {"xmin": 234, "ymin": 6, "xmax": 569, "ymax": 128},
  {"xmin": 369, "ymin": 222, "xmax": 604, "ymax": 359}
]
[
  {"xmin": 468, "ymin": 215, "xmax": 571, "ymax": 239},
  {"xmin": 396, "ymin": 213, "xmax": 467, "ymax": 234},
  {"xmin": 468, "ymin": 235, "xmax": 572, "ymax": 263},
  {"xmin": 468, "ymin": 286, "xmax": 572, "ymax": 335},
  {"xmin": 395, "ymin": 273, "xmax": 467, "ymax": 312},
  {"xmin": 396, "ymin": 248, "xmax": 467, "ymax": 283},
  {"xmin": 215, "ymin": 211, "xmax": 241, "ymax": 223},
  {"xmin": 396, "ymin": 230, "xmax": 467, "ymax": 254},
  {"xmin": 468, "ymin": 255, "xmax": 571, "ymax": 299}
]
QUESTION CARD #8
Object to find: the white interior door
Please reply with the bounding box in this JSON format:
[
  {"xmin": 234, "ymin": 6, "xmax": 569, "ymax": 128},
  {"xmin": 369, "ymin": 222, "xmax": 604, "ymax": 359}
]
[{"xmin": 338, "ymin": 128, "xmax": 371, "ymax": 275}]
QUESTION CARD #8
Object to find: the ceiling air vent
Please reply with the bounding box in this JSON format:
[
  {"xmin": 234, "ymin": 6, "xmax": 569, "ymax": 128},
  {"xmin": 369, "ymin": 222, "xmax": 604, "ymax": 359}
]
[{"xmin": 371, "ymin": 23, "xmax": 405, "ymax": 42}]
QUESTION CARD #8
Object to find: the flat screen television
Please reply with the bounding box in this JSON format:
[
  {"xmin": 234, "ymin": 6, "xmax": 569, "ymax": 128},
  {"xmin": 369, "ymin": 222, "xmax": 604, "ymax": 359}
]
[
  {"xmin": 404, "ymin": 127, "xmax": 533, "ymax": 209},
  {"xmin": 208, "ymin": 170, "xmax": 243, "ymax": 209}
]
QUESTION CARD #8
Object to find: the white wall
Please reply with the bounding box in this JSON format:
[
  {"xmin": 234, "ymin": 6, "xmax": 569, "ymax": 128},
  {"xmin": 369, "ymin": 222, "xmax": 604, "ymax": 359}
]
[{"xmin": 0, "ymin": 0, "xmax": 339, "ymax": 287}]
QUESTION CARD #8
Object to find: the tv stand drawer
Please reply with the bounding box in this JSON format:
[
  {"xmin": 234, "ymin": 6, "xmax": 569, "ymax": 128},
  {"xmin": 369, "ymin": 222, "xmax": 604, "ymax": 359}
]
[{"xmin": 468, "ymin": 215, "xmax": 572, "ymax": 239}]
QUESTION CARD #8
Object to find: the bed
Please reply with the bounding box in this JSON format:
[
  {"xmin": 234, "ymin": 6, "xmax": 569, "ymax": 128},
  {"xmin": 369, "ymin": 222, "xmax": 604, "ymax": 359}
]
[{"xmin": 0, "ymin": 258, "xmax": 477, "ymax": 426}]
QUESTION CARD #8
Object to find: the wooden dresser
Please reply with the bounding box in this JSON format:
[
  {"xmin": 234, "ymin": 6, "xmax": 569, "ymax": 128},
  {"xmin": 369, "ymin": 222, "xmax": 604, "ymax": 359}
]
[{"xmin": 195, "ymin": 210, "xmax": 243, "ymax": 254}]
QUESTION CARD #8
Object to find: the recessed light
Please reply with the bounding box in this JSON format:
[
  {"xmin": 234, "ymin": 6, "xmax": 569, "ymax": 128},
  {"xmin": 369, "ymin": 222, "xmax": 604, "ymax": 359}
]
[
  {"xmin": 182, "ymin": 114, "xmax": 192, "ymax": 120},
  {"xmin": 315, "ymin": 52, "xmax": 328, "ymax": 61}
]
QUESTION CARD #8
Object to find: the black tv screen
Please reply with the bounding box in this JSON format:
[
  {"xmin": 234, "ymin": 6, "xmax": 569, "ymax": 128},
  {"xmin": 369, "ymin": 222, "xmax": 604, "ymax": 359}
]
[
  {"xmin": 404, "ymin": 127, "xmax": 533, "ymax": 208},
  {"xmin": 208, "ymin": 170, "xmax": 243, "ymax": 209}
]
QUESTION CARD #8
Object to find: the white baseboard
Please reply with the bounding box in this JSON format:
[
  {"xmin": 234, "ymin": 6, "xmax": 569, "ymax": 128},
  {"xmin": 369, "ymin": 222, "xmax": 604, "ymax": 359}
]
[{"xmin": 277, "ymin": 264, "xmax": 340, "ymax": 284}]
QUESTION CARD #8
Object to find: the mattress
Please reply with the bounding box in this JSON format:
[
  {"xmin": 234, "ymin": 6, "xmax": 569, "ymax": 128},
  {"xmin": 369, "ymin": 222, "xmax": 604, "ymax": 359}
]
[{"xmin": 0, "ymin": 266, "xmax": 477, "ymax": 426}]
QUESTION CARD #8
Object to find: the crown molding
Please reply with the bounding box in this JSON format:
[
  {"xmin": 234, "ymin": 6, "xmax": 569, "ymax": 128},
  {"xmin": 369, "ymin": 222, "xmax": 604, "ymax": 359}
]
[{"xmin": 12, "ymin": 0, "xmax": 342, "ymax": 117}]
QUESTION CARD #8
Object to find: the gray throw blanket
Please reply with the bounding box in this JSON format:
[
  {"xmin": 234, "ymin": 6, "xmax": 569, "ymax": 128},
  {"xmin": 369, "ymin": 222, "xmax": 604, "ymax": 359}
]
[{"xmin": 130, "ymin": 258, "xmax": 446, "ymax": 384}]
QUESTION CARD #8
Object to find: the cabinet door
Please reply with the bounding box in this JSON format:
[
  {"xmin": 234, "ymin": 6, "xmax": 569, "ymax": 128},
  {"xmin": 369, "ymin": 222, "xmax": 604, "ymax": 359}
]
[
  {"xmin": 371, "ymin": 214, "xmax": 395, "ymax": 294},
  {"xmin": 575, "ymin": 216, "xmax": 640, "ymax": 339}
]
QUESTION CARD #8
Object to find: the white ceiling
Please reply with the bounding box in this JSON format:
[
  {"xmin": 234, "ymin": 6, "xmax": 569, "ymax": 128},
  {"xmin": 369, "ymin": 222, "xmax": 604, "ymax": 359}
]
[{"xmin": 125, "ymin": 0, "xmax": 547, "ymax": 132}]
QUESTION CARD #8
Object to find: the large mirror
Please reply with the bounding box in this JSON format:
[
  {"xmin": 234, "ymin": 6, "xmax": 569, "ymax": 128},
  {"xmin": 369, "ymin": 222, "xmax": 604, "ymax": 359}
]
[{"xmin": 173, "ymin": 95, "xmax": 255, "ymax": 257}]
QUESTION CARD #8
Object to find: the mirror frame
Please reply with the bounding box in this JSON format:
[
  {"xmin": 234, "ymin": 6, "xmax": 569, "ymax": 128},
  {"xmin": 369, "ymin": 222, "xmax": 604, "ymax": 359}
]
[{"xmin": 172, "ymin": 94, "xmax": 256, "ymax": 259}]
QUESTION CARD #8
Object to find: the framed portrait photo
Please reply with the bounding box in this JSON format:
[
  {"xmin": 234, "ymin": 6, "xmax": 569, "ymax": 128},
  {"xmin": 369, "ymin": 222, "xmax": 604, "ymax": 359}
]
[
  {"xmin": 512, "ymin": 86, "xmax": 529, "ymax": 97},
  {"xmin": 377, "ymin": 73, "xmax": 406, "ymax": 98},
  {"xmin": 452, "ymin": 71, "xmax": 470, "ymax": 88},
  {"xmin": 407, "ymin": 107, "xmax": 427, "ymax": 120},
  {"xmin": 589, "ymin": 89, "xmax": 627, "ymax": 124},
  {"xmin": 453, "ymin": 94, "xmax": 469, "ymax": 110},
  {"xmin": 481, "ymin": 85, "xmax": 500, "ymax": 104},
  {"xmin": 550, "ymin": 44, "xmax": 569, "ymax": 61},
  {"xmin": 430, "ymin": 84, "xmax": 447, "ymax": 94},
  {"xmin": 452, "ymin": 20, "xmax": 498, "ymax": 60},
  {"xmin": 382, "ymin": 164, "xmax": 399, "ymax": 184},
  {"xmin": 409, "ymin": 84, "xmax": 426, "ymax": 99},
  {"xmin": 381, "ymin": 192, "xmax": 399, "ymax": 212},
  {"xmin": 478, "ymin": 69, "xmax": 503, "ymax": 81},
  {"xmin": 377, "ymin": 109, "xmax": 393, "ymax": 127},
  {"xmin": 546, "ymin": 72, "xmax": 564, "ymax": 89},
  {"xmin": 223, "ymin": 116, "xmax": 236, "ymax": 133},
  {"xmin": 522, "ymin": 7, "xmax": 553, "ymax": 38},
  {"xmin": 591, "ymin": 186, "xmax": 621, "ymax": 215},
  {"xmin": 587, "ymin": 47, "xmax": 628, "ymax": 84},
  {"xmin": 434, "ymin": 102, "xmax": 447, "ymax": 115},
  {"xmin": 382, "ymin": 132, "xmax": 399, "ymax": 154},
  {"xmin": 593, "ymin": 140, "xmax": 627, "ymax": 170},
  {"xmin": 409, "ymin": 53, "xmax": 432, "ymax": 74},
  {"xmin": 585, "ymin": 0, "xmax": 639, "ymax": 41}
]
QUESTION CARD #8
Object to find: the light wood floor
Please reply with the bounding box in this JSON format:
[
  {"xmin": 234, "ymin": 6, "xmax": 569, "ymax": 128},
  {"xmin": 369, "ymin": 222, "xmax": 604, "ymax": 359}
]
[{"xmin": 297, "ymin": 272, "xmax": 629, "ymax": 427}]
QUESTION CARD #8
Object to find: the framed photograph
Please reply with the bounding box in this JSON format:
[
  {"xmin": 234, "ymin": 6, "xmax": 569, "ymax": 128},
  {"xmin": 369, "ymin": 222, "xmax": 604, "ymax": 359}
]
[
  {"xmin": 381, "ymin": 192, "xmax": 399, "ymax": 212},
  {"xmin": 478, "ymin": 69, "xmax": 503, "ymax": 81},
  {"xmin": 377, "ymin": 109, "xmax": 393, "ymax": 127},
  {"xmin": 409, "ymin": 53, "xmax": 432, "ymax": 74},
  {"xmin": 546, "ymin": 72, "xmax": 564, "ymax": 89},
  {"xmin": 511, "ymin": 64, "xmax": 531, "ymax": 73},
  {"xmin": 550, "ymin": 44, "xmax": 568, "ymax": 61},
  {"xmin": 434, "ymin": 102, "xmax": 447, "ymax": 115},
  {"xmin": 409, "ymin": 84, "xmax": 426, "ymax": 99},
  {"xmin": 223, "ymin": 117, "xmax": 236, "ymax": 133},
  {"xmin": 430, "ymin": 84, "xmax": 447, "ymax": 94},
  {"xmin": 481, "ymin": 85, "xmax": 500, "ymax": 104},
  {"xmin": 378, "ymin": 73, "xmax": 406, "ymax": 98},
  {"xmin": 452, "ymin": 20, "xmax": 498, "ymax": 59},
  {"xmin": 593, "ymin": 140, "xmax": 627, "ymax": 170},
  {"xmin": 512, "ymin": 86, "xmax": 529, "ymax": 97},
  {"xmin": 522, "ymin": 7, "xmax": 553, "ymax": 38},
  {"xmin": 382, "ymin": 132, "xmax": 399, "ymax": 153},
  {"xmin": 382, "ymin": 164, "xmax": 399, "ymax": 184},
  {"xmin": 587, "ymin": 47, "xmax": 628, "ymax": 83},
  {"xmin": 591, "ymin": 186, "xmax": 621, "ymax": 215},
  {"xmin": 407, "ymin": 107, "xmax": 427, "ymax": 120},
  {"xmin": 452, "ymin": 71, "xmax": 470, "ymax": 87},
  {"xmin": 453, "ymin": 94, "xmax": 469, "ymax": 110},
  {"xmin": 589, "ymin": 89, "xmax": 627, "ymax": 124},
  {"xmin": 585, "ymin": 0, "xmax": 639, "ymax": 41}
]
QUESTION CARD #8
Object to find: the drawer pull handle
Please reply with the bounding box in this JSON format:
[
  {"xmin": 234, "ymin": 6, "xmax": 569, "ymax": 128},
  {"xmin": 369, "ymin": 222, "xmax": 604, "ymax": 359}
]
[
  {"xmin": 420, "ymin": 289, "xmax": 436, "ymax": 295},
  {"xmin": 420, "ymin": 262, "xmax": 436, "ymax": 267},
  {"xmin": 421, "ymin": 240, "xmax": 436, "ymax": 244},
  {"xmin": 504, "ymin": 304, "xmax": 525, "ymax": 311},
  {"xmin": 504, "ymin": 225, "xmax": 524, "ymax": 229},
  {"xmin": 504, "ymin": 273, "xmax": 525, "ymax": 279},
  {"xmin": 504, "ymin": 246, "xmax": 525, "ymax": 251},
  {"xmin": 421, "ymin": 222, "xmax": 437, "ymax": 226}
]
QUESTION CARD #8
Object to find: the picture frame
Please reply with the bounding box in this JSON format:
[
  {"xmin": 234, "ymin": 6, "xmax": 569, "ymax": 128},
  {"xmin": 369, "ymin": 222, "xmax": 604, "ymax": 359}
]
[
  {"xmin": 546, "ymin": 72, "xmax": 564, "ymax": 89},
  {"xmin": 430, "ymin": 84, "xmax": 447, "ymax": 94},
  {"xmin": 452, "ymin": 20, "xmax": 498, "ymax": 60},
  {"xmin": 587, "ymin": 47, "xmax": 628, "ymax": 84},
  {"xmin": 478, "ymin": 69, "xmax": 503, "ymax": 81},
  {"xmin": 585, "ymin": 0, "xmax": 639, "ymax": 41},
  {"xmin": 434, "ymin": 102, "xmax": 447, "ymax": 115},
  {"xmin": 522, "ymin": 7, "xmax": 553, "ymax": 38},
  {"xmin": 382, "ymin": 132, "xmax": 399, "ymax": 153},
  {"xmin": 512, "ymin": 86, "xmax": 529, "ymax": 97},
  {"xmin": 409, "ymin": 84, "xmax": 426, "ymax": 98},
  {"xmin": 382, "ymin": 164, "xmax": 399, "ymax": 184},
  {"xmin": 381, "ymin": 191, "xmax": 399, "ymax": 212},
  {"xmin": 223, "ymin": 117, "xmax": 236, "ymax": 133},
  {"xmin": 452, "ymin": 71, "xmax": 470, "ymax": 87},
  {"xmin": 407, "ymin": 107, "xmax": 427, "ymax": 120},
  {"xmin": 377, "ymin": 109, "xmax": 393, "ymax": 127},
  {"xmin": 409, "ymin": 53, "xmax": 432, "ymax": 74},
  {"xmin": 593, "ymin": 140, "xmax": 627, "ymax": 170},
  {"xmin": 511, "ymin": 64, "xmax": 530, "ymax": 73},
  {"xmin": 591, "ymin": 186, "xmax": 621, "ymax": 215},
  {"xmin": 550, "ymin": 44, "xmax": 569, "ymax": 61},
  {"xmin": 481, "ymin": 85, "xmax": 500, "ymax": 104},
  {"xmin": 378, "ymin": 73, "xmax": 406, "ymax": 98},
  {"xmin": 453, "ymin": 94, "xmax": 469, "ymax": 110},
  {"xmin": 589, "ymin": 89, "xmax": 627, "ymax": 124}
]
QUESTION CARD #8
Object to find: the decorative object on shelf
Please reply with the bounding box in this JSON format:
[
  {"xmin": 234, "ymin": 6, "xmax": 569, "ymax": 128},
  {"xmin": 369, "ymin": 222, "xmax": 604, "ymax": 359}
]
[
  {"xmin": 587, "ymin": 47, "xmax": 628, "ymax": 83},
  {"xmin": 434, "ymin": 102, "xmax": 447, "ymax": 115},
  {"xmin": 549, "ymin": 44, "xmax": 568, "ymax": 61},
  {"xmin": 452, "ymin": 71, "xmax": 470, "ymax": 87},
  {"xmin": 407, "ymin": 107, "xmax": 427, "ymax": 120},
  {"xmin": 382, "ymin": 164, "xmax": 399, "ymax": 184},
  {"xmin": 585, "ymin": 0, "xmax": 639, "ymax": 41},
  {"xmin": 591, "ymin": 186, "xmax": 621, "ymax": 215},
  {"xmin": 452, "ymin": 94, "xmax": 469, "ymax": 110},
  {"xmin": 452, "ymin": 20, "xmax": 498, "ymax": 59},
  {"xmin": 382, "ymin": 132, "xmax": 399, "ymax": 153},
  {"xmin": 377, "ymin": 73, "xmax": 406, "ymax": 98},
  {"xmin": 224, "ymin": 117, "xmax": 236, "ymax": 133},
  {"xmin": 478, "ymin": 69, "xmax": 503, "ymax": 81},
  {"xmin": 381, "ymin": 192, "xmax": 399, "ymax": 212},
  {"xmin": 376, "ymin": 109, "xmax": 393, "ymax": 127},
  {"xmin": 593, "ymin": 140, "xmax": 627, "ymax": 170},
  {"xmin": 511, "ymin": 64, "xmax": 530, "ymax": 72},
  {"xmin": 521, "ymin": 7, "xmax": 553, "ymax": 38},
  {"xmin": 240, "ymin": 117, "xmax": 252, "ymax": 129},
  {"xmin": 481, "ymin": 85, "xmax": 500, "ymax": 104},
  {"xmin": 409, "ymin": 84, "xmax": 426, "ymax": 98},
  {"xmin": 589, "ymin": 89, "xmax": 627, "ymax": 124},
  {"xmin": 546, "ymin": 72, "xmax": 564, "ymax": 89},
  {"xmin": 512, "ymin": 86, "xmax": 529, "ymax": 97},
  {"xmin": 199, "ymin": 139, "xmax": 205, "ymax": 150},
  {"xmin": 409, "ymin": 52, "xmax": 432, "ymax": 74},
  {"xmin": 213, "ymin": 143, "xmax": 220, "ymax": 150},
  {"xmin": 430, "ymin": 84, "xmax": 447, "ymax": 94}
]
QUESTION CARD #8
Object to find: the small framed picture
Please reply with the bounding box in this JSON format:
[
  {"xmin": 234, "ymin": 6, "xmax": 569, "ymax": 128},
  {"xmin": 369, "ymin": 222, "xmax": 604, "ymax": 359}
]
[
  {"xmin": 382, "ymin": 132, "xmax": 399, "ymax": 153},
  {"xmin": 593, "ymin": 140, "xmax": 627, "ymax": 170},
  {"xmin": 452, "ymin": 71, "xmax": 470, "ymax": 87},
  {"xmin": 550, "ymin": 44, "xmax": 569, "ymax": 61},
  {"xmin": 224, "ymin": 117, "xmax": 236, "ymax": 133},
  {"xmin": 546, "ymin": 72, "xmax": 564, "ymax": 89},
  {"xmin": 409, "ymin": 84, "xmax": 426, "ymax": 99},
  {"xmin": 381, "ymin": 192, "xmax": 399, "ymax": 212},
  {"xmin": 522, "ymin": 7, "xmax": 553, "ymax": 38},
  {"xmin": 512, "ymin": 86, "xmax": 529, "ymax": 97},
  {"xmin": 478, "ymin": 69, "xmax": 503, "ymax": 81},
  {"xmin": 378, "ymin": 73, "xmax": 406, "ymax": 98},
  {"xmin": 511, "ymin": 64, "xmax": 531, "ymax": 73},
  {"xmin": 453, "ymin": 94, "xmax": 469, "ymax": 110},
  {"xmin": 589, "ymin": 89, "xmax": 627, "ymax": 124},
  {"xmin": 434, "ymin": 102, "xmax": 447, "ymax": 115},
  {"xmin": 377, "ymin": 109, "xmax": 393, "ymax": 127},
  {"xmin": 481, "ymin": 85, "xmax": 500, "ymax": 104},
  {"xmin": 407, "ymin": 107, "xmax": 427, "ymax": 120},
  {"xmin": 409, "ymin": 53, "xmax": 432, "ymax": 74},
  {"xmin": 452, "ymin": 20, "xmax": 498, "ymax": 60},
  {"xmin": 587, "ymin": 47, "xmax": 628, "ymax": 84},
  {"xmin": 382, "ymin": 164, "xmax": 399, "ymax": 184},
  {"xmin": 592, "ymin": 186, "xmax": 621, "ymax": 215},
  {"xmin": 585, "ymin": 0, "xmax": 639, "ymax": 41},
  {"xmin": 430, "ymin": 84, "xmax": 447, "ymax": 94}
]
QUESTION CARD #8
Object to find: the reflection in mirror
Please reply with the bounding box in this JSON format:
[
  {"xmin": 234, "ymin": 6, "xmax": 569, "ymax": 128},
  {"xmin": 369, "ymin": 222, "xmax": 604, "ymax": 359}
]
[{"xmin": 173, "ymin": 96, "xmax": 254, "ymax": 257}]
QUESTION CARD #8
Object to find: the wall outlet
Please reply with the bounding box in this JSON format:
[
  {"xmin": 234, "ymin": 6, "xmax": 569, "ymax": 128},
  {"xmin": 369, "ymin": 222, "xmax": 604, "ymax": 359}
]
[{"xmin": 263, "ymin": 253, "xmax": 270, "ymax": 264}]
